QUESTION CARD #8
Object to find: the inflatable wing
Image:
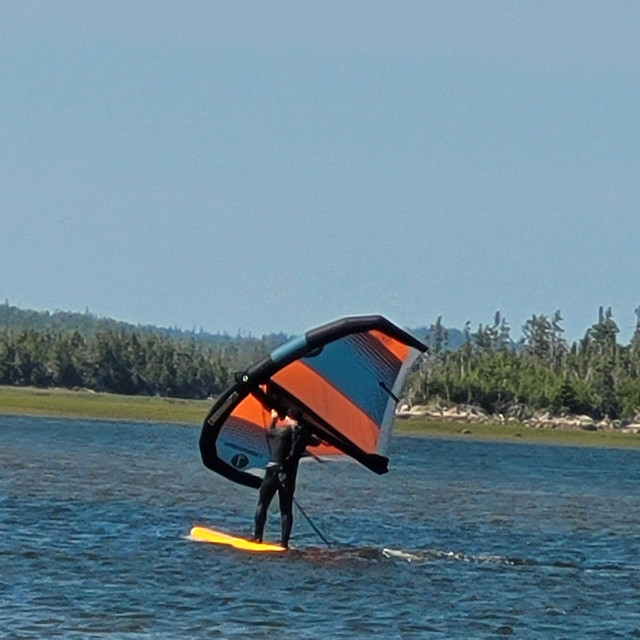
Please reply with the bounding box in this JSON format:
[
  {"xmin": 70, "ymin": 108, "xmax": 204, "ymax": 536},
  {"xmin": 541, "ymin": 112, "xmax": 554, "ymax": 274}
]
[{"xmin": 199, "ymin": 315, "xmax": 427, "ymax": 488}]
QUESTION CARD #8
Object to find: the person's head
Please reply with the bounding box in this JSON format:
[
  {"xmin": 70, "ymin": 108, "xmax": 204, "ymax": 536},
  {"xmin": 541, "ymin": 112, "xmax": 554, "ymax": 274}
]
[{"xmin": 287, "ymin": 407, "xmax": 303, "ymax": 423}]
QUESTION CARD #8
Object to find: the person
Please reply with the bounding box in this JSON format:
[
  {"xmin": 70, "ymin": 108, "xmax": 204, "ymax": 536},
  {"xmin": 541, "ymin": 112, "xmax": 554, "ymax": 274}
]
[{"xmin": 254, "ymin": 406, "xmax": 321, "ymax": 548}]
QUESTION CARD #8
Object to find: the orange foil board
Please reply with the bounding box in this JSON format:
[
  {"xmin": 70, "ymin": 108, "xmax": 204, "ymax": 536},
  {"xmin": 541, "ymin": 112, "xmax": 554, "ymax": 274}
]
[{"xmin": 189, "ymin": 526, "xmax": 286, "ymax": 552}]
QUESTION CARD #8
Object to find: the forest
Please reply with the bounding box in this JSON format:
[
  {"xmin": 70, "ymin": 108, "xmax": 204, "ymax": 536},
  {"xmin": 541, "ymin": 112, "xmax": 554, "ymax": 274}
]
[
  {"xmin": 408, "ymin": 307, "xmax": 640, "ymax": 421},
  {"xmin": 1, "ymin": 303, "xmax": 640, "ymax": 421},
  {"xmin": 0, "ymin": 304, "xmax": 286, "ymax": 400}
]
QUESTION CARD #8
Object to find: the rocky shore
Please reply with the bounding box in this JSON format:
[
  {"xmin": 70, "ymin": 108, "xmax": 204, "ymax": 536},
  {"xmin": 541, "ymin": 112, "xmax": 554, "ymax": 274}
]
[{"xmin": 396, "ymin": 403, "xmax": 640, "ymax": 435}]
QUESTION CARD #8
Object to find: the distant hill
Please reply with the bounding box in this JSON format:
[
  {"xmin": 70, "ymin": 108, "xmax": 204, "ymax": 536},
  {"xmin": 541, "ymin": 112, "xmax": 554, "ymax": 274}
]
[
  {"xmin": 0, "ymin": 302, "xmax": 290, "ymax": 347},
  {"xmin": 411, "ymin": 326, "xmax": 467, "ymax": 351},
  {"xmin": 1, "ymin": 302, "xmax": 472, "ymax": 352}
]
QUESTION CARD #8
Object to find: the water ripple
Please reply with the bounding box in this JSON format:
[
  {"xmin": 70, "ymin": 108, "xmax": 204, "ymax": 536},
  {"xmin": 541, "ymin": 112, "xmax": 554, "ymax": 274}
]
[{"xmin": 3, "ymin": 415, "xmax": 640, "ymax": 638}]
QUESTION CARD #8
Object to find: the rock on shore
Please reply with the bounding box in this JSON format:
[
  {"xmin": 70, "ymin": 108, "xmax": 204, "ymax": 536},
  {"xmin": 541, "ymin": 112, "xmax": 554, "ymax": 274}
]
[{"xmin": 395, "ymin": 403, "xmax": 640, "ymax": 434}]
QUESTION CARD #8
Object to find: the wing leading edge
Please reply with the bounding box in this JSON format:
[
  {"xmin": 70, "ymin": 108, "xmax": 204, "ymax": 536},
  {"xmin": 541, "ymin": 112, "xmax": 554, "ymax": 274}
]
[{"xmin": 199, "ymin": 315, "xmax": 427, "ymax": 488}]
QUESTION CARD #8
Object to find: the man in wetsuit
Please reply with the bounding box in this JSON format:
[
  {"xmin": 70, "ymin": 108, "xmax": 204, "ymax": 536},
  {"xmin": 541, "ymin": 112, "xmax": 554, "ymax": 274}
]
[{"xmin": 254, "ymin": 407, "xmax": 321, "ymax": 548}]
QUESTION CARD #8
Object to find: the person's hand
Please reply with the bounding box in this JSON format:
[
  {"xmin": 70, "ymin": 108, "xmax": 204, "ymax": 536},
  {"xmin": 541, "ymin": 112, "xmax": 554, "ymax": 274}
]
[{"xmin": 271, "ymin": 409, "xmax": 279, "ymax": 419}]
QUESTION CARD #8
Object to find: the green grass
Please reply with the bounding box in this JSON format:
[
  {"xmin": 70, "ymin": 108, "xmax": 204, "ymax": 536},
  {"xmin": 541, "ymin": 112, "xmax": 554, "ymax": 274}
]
[
  {"xmin": 0, "ymin": 386, "xmax": 210, "ymax": 425},
  {"xmin": 3, "ymin": 385, "xmax": 640, "ymax": 449}
]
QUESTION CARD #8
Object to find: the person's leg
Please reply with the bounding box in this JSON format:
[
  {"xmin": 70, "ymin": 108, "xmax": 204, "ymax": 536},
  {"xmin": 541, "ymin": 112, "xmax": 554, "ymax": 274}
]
[
  {"xmin": 277, "ymin": 480, "xmax": 295, "ymax": 548},
  {"xmin": 254, "ymin": 472, "xmax": 278, "ymax": 542}
]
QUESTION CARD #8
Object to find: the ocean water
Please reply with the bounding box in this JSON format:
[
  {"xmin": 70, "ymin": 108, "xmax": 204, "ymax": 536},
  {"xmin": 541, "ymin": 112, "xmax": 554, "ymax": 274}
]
[{"xmin": 2, "ymin": 414, "xmax": 640, "ymax": 639}]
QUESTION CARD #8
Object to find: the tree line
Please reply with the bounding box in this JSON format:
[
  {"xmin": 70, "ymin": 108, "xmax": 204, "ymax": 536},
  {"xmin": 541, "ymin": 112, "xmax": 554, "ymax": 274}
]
[
  {"xmin": 0, "ymin": 327, "xmax": 282, "ymax": 399},
  {"xmin": 2, "ymin": 304, "xmax": 640, "ymax": 421},
  {"xmin": 407, "ymin": 307, "xmax": 640, "ymax": 421}
]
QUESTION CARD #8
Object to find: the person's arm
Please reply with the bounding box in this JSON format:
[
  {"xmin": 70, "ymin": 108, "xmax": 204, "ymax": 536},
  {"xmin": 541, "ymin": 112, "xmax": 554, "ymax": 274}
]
[
  {"xmin": 297, "ymin": 420, "xmax": 322, "ymax": 448},
  {"xmin": 285, "ymin": 424, "xmax": 318, "ymax": 463},
  {"xmin": 307, "ymin": 432, "xmax": 322, "ymax": 448}
]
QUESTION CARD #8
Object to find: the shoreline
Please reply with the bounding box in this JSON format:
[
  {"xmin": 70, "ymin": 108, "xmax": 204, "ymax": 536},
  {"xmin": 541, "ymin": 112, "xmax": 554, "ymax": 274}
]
[
  {"xmin": 2, "ymin": 385, "xmax": 640, "ymax": 449},
  {"xmin": 0, "ymin": 385, "xmax": 210, "ymax": 426},
  {"xmin": 395, "ymin": 419, "xmax": 640, "ymax": 449}
]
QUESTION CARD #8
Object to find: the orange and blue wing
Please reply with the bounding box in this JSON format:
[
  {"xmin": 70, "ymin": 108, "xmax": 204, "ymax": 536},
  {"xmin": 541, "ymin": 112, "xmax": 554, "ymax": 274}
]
[{"xmin": 199, "ymin": 315, "xmax": 427, "ymax": 488}]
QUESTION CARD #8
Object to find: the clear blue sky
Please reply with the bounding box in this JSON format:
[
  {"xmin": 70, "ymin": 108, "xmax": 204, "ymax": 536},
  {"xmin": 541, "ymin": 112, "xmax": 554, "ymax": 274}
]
[{"xmin": 2, "ymin": 2, "xmax": 639, "ymax": 343}]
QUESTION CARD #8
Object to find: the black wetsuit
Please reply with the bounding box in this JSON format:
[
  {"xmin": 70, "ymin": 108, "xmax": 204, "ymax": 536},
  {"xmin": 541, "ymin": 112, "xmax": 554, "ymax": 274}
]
[{"xmin": 254, "ymin": 421, "xmax": 319, "ymax": 548}]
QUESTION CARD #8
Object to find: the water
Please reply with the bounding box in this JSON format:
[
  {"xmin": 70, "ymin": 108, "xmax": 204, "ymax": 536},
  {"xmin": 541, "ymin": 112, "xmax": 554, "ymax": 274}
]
[{"xmin": 2, "ymin": 415, "xmax": 640, "ymax": 638}]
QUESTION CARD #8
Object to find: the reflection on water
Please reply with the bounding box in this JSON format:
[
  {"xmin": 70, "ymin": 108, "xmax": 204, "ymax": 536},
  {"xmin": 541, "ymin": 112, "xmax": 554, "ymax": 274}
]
[{"xmin": 2, "ymin": 415, "xmax": 640, "ymax": 638}]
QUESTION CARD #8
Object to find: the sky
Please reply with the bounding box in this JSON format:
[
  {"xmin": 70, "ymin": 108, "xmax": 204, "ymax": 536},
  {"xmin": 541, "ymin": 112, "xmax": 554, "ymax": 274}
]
[{"xmin": 2, "ymin": 2, "xmax": 639, "ymax": 343}]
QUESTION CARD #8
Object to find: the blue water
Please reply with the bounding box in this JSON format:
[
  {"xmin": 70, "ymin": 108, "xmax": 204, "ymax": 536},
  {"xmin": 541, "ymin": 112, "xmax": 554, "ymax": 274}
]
[{"xmin": 2, "ymin": 415, "xmax": 640, "ymax": 638}]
